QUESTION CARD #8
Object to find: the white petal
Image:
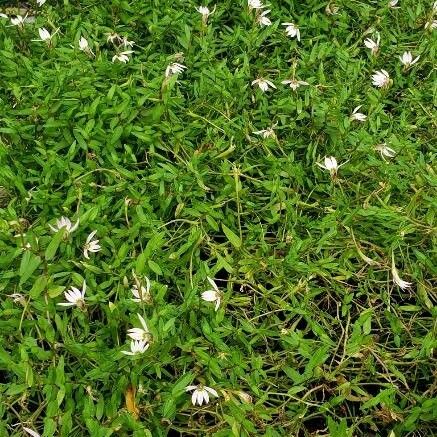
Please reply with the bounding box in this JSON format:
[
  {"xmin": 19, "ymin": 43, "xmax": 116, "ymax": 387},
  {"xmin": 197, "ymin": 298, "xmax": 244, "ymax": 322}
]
[
  {"xmin": 205, "ymin": 386, "xmax": 219, "ymax": 397},
  {"xmin": 202, "ymin": 389, "xmax": 209, "ymax": 404},
  {"xmin": 191, "ymin": 390, "xmax": 198, "ymax": 405},
  {"xmin": 23, "ymin": 428, "xmax": 41, "ymax": 437},
  {"xmin": 202, "ymin": 290, "xmax": 218, "ymax": 302},
  {"xmin": 86, "ymin": 230, "xmax": 97, "ymax": 243},
  {"xmin": 137, "ymin": 313, "xmax": 149, "ymax": 332},
  {"xmin": 186, "ymin": 385, "xmax": 198, "ymax": 392},
  {"xmin": 207, "ymin": 276, "xmax": 219, "ymax": 291}
]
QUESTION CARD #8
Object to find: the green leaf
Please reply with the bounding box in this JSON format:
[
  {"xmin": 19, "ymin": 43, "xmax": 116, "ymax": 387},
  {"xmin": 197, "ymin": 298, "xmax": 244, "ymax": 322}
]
[
  {"xmin": 171, "ymin": 372, "xmax": 194, "ymax": 396},
  {"xmin": 162, "ymin": 398, "xmax": 176, "ymax": 419},
  {"xmin": 45, "ymin": 229, "xmax": 64, "ymax": 261},
  {"xmin": 19, "ymin": 251, "xmax": 41, "ymax": 285},
  {"xmin": 148, "ymin": 259, "xmax": 162, "ymax": 275},
  {"xmin": 30, "ymin": 275, "xmax": 47, "ymax": 298},
  {"xmin": 222, "ymin": 224, "xmax": 241, "ymax": 249}
]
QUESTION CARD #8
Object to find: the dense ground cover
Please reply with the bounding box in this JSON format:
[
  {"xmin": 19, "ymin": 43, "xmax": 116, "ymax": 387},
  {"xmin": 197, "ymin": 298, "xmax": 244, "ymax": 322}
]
[{"xmin": 0, "ymin": 0, "xmax": 436, "ymax": 436}]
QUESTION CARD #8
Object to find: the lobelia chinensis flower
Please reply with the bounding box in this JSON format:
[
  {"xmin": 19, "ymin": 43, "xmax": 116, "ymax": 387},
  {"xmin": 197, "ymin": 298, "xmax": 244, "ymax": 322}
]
[
  {"xmin": 252, "ymin": 78, "xmax": 276, "ymax": 92},
  {"xmin": 201, "ymin": 277, "xmax": 222, "ymax": 311},
  {"xmin": 8, "ymin": 293, "xmax": 26, "ymax": 305},
  {"xmin": 282, "ymin": 78, "xmax": 309, "ymax": 91},
  {"xmin": 248, "ymin": 0, "xmax": 265, "ymax": 10},
  {"xmin": 186, "ymin": 384, "xmax": 219, "ymax": 406},
  {"xmin": 121, "ymin": 36, "xmax": 135, "ymax": 48},
  {"xmin": 257, "ymin": 9, "xmax": 272, "ymax": 26},
  {"xmin": 388, "ymin": 0, "xmax": 399, "ymax": 8},
  {"xmin": 364, "ymin": 35, "xmax": 380, "ymax": 55},
  {"xmin": 37, "ymin": 0, "xmax": 47, "ymax": 5},
  {"xmin": 112, "ymin": 51, "xmax": 133, "ymax": 63},
  {"xmin": 391, "ymin": 253, "xmax": 412, "ymax": 289},
  {"xmin": 49, "ymin": 216, "xmax": 79, "ymax": 236},
  {"xmin": 282, "ymin": 22, "xmax": 300, "ymax": 41},
  {"xmin": 10, "ymin": 15, "xmax": 25, "ymax": 27},
  {"xmin": 237, "ymin": 391, "xmax": 253, "ymax": 404},
  {"xmin": 58, "ymin": 281, "xmax": 86, "ymax": 308},
  {"xmin": 399, "ymin": 51, "xmax": 419, "ymax": 69},
  {"xmin": 165, "ymin": 62, "xmax": 187, "ymax": 78},
  {"xmin": 424, "ymin": 19, "xmax": 437, "ymax": 30},
  {"xmin": 325, "ymin": 3, "xmax": 339, "ymax": 14},
  {"xmin": 253, "ymin": 127, "xmax": 276, "ymax": 139},
  {"xmin": 127, "ymin": 314, "xmax": 151, "ymax": 342},
  {"xmin": 79, "ymin": 36, "xmax": 94, "ymax": 56},
  {"xmin": 375, "ymin": 143, "xmax": 396, "ymax": 159},
  {"xmin": 350, "ymin": 105, "xmax": 367, "ymax": 122},
  {"xmin": 107, "ymin": 32, "xmax": 121, "ymax": 44},
  {"xmin": 35, "ymin": 27, "xmax": 52, "ymax": 43},
  {"xmin": 317, "ymin": 156, "xmax": 345, "ymax": 177},
  {"xmin": 131, "ymin": 275, "xmax": 151, "ymax": 303},
  {"xmin": 122, "ymin": 339, "xmax": 149, "ymax": 356},
  {"xmin": 371, "ymin": 70, "xmax": 390, "ymax": 88},
  {"xmin": 196, "ymin": 5, "xmax": 215, "ymax": 24},
  {"xmin": 83, "ymin": 230, "xmax": 101, "ymax": 259}
]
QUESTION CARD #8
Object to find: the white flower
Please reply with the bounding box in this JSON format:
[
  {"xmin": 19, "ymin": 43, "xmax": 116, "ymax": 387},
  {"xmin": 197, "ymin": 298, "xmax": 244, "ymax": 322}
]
[
  {"xmin": 424, "ymin": 19, "xmax": 437, "ymax": 30},
  {"xmin": 0, "ymin": 13, "xmax": 8, "ymax": 19},
  {"xmin": 201, "ymin": 277, "xmax": 221, "ymax": 311},
  {"xmin": 282, "ymin": 23, "xmax": 300, "ymax": 41},
  {"xmin": 317, "ymin": 156, "xmax": 345, "ymax": 177},
  {"xmin": 107, "ymin": 32, "xmax": 121, "ymax": 44},
  {"xmin": 83, "ymin": 230, "xmax": 101, "ymax": 259},
  {"xmin": 8, "ymin": 293, "xmax": 26, "ymax": 305},
  {"xmin": 325, "ymin": 3, "xmax": 339, "ymax": 14},
  {"xmin": 399, "ymin": 51, "xmax": 419, "ymax": 68},
  {"xmin": 375, "ymin": 143, "xmax": 396, "ymax": 159},
  {"xmin": 49, "ymin": 216, "xmax": 79, "ymax": 235},
  {"xmin": 127, "ymin": 314, "xmax": 151, "ymax": 341},
  {"xmin": 37, "ymin": 0, "xmax": 47, "ymax": 5},
  {"xmin": 122, "ymin": 36, "xmax": 135, "ymax": 48},
  {"xmin": 364, "ymin": 35, "xmax": 380, "ymax": 55},
  {"xmin": 23, "ymin": 428, "xmax": 40, "ymax": 437},
  {"xmin": 11, "ymin": 15, "xmax": 25, "ymax": 26},
  {"xmin": 392, "ymin": 254, "xmax": 412, "ymax": 290},
  {"xmin": 253, "ymin": 127, "xmax": 275, "ymax": 138},
  {"xmin": 388, "ymin": 0, "xmax": 399, "ymax": 7},
  {"xmin": 112, "ymin": 51, "xmax": 133, "ymax": 63},
  {"xmin": 186, "ymin": 384, "xmax": 219, "ymax": 406},
  {"xmin": 237, "ymin": 391, "xmax": 253, "ymax": 403},
  {"xmin": 58, "ymin": 281, "xmax": 86, "ymax": 308},
  {"xmin": 371, "ymin": 69, "xmax": 390, "ymax": 88},
  {"xmin": 257, "ymin": 9, "xmax": 272, "ymax": 26},
  {"xmin": 248, "ymin": 0, "xmax": 265, "ymax": 10},
  {"xmin": 281, "ymin": 79, "xmax": 309, "ymax": 91},
  {"xmin": 252, "ymin": 78, "xmax": 276, "ymax": 92},
  {"xmin": 122, "ymin": 339, "xmax": 149, "ymax": 356},
  {"xmin": 131, "ymin": 277, "xmax": 151, "ymax": 303},
  {"xmin": 38, "ymin": 27, "xmax": 51, "ymax": 41},
  {"xmin": 79, "ymin": 36, "xmax": 89, "ymax": 51},
  {"xmin": 165, "ymin": 62, "xmax": 187, "ymax": 77},
  {"xmin": 196, "ymin": 5, "xmax": 215, "ymax": 23},
  {"xmin": 350, "ymin": 105, "xmax": 367, "ymax": 122},
  {"xmin": 33, "ymin": 27, "xmax": 59, "ymax": 45}
]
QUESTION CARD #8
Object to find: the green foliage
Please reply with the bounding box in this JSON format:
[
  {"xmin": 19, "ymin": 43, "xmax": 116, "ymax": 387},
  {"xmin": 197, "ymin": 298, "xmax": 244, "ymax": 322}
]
[{"xmin": 0, "ymin": 0, "xmax": 436, "ymax": 436}]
